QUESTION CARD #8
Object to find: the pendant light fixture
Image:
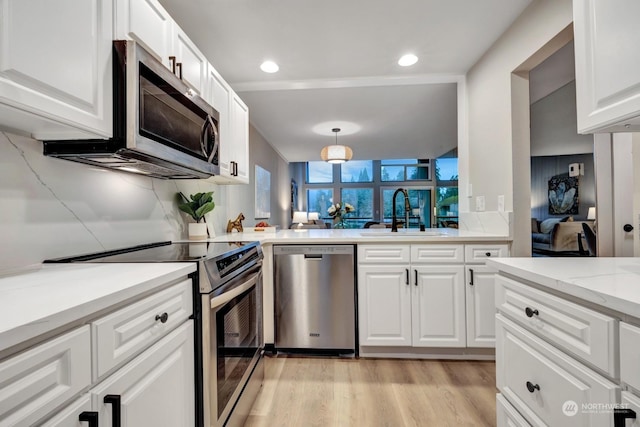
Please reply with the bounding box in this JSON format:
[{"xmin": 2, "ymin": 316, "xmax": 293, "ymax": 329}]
[{"xmin": 320, "ymin": 128, "xmax": 353, "ymax": 164}]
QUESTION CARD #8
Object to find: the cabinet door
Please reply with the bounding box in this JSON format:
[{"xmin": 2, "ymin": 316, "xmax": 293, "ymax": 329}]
[
  {"xmin": 230, "ymin": 92, "xmax": 250, "ymax": 183},
  {"xmin": 0, "ymin": 327, "xmax": 91, "ymax": 426},
  {"xmin": 173, "ymin": 25, "xmax": 207, "ymax": 95},
  {"xmin": 207, "ymin": 65, "xmax": 233, "ymax": 178},
  {"xmin": 465, "ymin": 265, "xmax": 497, "ymax": 348},
  {"xmin": 574, "ymin": 0, "xmax": 640, "ymax": 133},
  {"xmin": 91, "ymin": 322, "xmax": 195, "ymax": 427},
  {"xmin": 358, "ymin": 265, "xmax": 412, "ymax": 346},
  {"xmin": 0, "ymin": 0, "xmax": 112, "ymax": 139},
  {"xmin": 114, "ymin": 0, "xmax": 173, "ymax": 69},
  {"xmin": 412, "ymin": 265, "xmax": 466, "ymax": 347}
]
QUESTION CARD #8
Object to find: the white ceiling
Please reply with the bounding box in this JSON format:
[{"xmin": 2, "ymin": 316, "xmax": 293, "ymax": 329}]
[{"xmin": 160, "ymin": 0, "xmax": 534, "ymax": 162}]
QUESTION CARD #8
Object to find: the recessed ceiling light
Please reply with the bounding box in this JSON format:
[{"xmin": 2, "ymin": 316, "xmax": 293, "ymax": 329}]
[
  {"xmin": 398, "ymin": 54, "xmax": 418, "ymax": 67},
  {"xmin": 260, "ymin": 61, "xmax": 279, "ymax": 73}
]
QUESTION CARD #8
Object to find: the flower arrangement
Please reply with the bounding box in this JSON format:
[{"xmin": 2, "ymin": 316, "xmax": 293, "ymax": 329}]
[{"xmin": 327, "ymin": 202, "xmax": 354, "ymax": 228}]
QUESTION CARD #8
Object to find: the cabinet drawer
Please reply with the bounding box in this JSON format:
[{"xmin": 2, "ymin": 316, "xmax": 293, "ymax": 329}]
[
  {"xmin": 0, "ymin": 326, "xmax": 91, "ymax": 427},
  {"xmin": 620, "ymin": 322, "xmax": 640, "ymax": 392},
  {"xmin": 411, "ymin": 244, "xmax": 464, "ymax": 263},
  {"xmin": 496, "ymin": 393, "xmax": 531, "ymax": 427},
  {"xmin": 496, "ymin": 275, "xmax": 617, "ymax": 376},
  {"xmin": 92, "ymin": 279, "xmax": 192, "ymax": 379},
  {"xmin": 621, "ymin": 391, "xmax": 640, "ymax": 427},
  {"xmin": 358, "ymin": 245, "xmax": 410, "ymax": 264},
  {"xmin": 465, "ymin": 244, "xmax": 509, "ymax": 263},
  {"xmin": 39, "ymin": 394, "xmax": 91, "ymax": 427},
  {"xmin": 496, "ymin": 315, "xmax": 618, "ymax": 427}
]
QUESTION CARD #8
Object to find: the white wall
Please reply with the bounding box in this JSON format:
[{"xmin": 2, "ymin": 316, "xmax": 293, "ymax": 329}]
[
  {"xmin": 0, "ymin": 125, "xmax": 290, "ymax": 271},
  {"xmin": 461, "ymin": 0, "xmax": 573, "ymax": 248}
]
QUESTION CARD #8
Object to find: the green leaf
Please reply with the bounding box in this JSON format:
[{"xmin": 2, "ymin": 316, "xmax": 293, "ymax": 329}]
[
  {"xmin": 178, "ymin": 203, "xmax": 196, "ymax": 218},
  {"xmin": 195, "ymin": 202, "xmax": 215, "ymax": 220}
]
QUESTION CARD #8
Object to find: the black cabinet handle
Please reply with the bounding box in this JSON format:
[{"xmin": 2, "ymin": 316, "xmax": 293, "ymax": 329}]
[
  {"xmin": 469, "ymin": 268, "xmax": 474, "ymax": 286},
  {"xmin": 176, "ymin": 62, "xmax": 183, "ymax": 80},
  {"xmin": 79, "ymin": 411, "xmax": 99, "ymax": 426},
  {"xmin": 525, "ymin": 307, "xmax": 539, "ymax": 318},
  {"xmin": 614, "ymin": 408, "xmax": 636, "ymax": 427},
  {"xmin": 526, "ymin": 381, "xmax": 540, "ymax": 393},
  {"xmin": 155, "ymin": 312, "xmax": 169, "ymax": 323},
  {"xmin": 104, "ymin": 394, "xmax": 121, "ymax": 427},
  {"xmin": 624, "ymin": 224, "xmax": 634, "ymax": 232},
  {"xmin": 414, "ymin": 269, "xmax": 418, "ymax": 287},
  {"xmin": 485, "ymin": 252, "xmax": 491, "ymax": 257},
  {"xmin": 405, "ymin": 268, "xmax": 409, "ymax": 285},
  {"xmin": 169, "ymin": 56, "xmax": 176, "ymax": 74}
]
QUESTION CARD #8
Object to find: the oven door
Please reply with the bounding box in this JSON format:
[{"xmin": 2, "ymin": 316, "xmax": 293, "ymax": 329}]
[{"xmin": 202, "ymin": 266, "xmax": 263, "ymax": 427}]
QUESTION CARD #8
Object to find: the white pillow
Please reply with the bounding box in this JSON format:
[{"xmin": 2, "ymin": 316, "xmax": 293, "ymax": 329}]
[{"xmin": 539, "ymin": 218, "xmax": 561, "ymax": 234}]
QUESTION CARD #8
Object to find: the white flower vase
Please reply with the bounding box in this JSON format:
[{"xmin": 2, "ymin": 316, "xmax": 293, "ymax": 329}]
[{"xmin": 188, "ymin": 223, "xmax": 208, "ymax": 240}]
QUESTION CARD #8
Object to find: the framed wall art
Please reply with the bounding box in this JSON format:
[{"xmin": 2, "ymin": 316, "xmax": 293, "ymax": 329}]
[{"xmin": 254, "ymin": 165, "xmax": 271, "ymax": 219}]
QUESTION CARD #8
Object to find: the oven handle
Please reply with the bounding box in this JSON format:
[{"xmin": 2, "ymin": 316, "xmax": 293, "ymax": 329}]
[{"xmin": 210, "ymin": 269, "xmax": 261, "ymax": 309}]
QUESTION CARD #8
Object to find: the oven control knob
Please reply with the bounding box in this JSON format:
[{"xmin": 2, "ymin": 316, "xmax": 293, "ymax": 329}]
[{"xmin": 155, "ymin": 312, "xmax": 169, "ymax": 323}]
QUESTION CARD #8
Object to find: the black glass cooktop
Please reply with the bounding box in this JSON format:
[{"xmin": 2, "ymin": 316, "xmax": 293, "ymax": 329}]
[{"xmin": 45, "ymin": 241, "xmax": 257, "ymax": 263}]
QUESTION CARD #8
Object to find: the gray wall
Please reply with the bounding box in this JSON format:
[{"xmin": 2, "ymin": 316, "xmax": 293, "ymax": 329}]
[
  {"xmin": 530, "ymin": 81, "xmax": 594, "ymax": 157},
  {"xmin": 531, "ymin": 153, "xmax": 595, "ymax": 221}
]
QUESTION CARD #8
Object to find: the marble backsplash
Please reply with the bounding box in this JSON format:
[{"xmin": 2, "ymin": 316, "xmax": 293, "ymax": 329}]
[
  {"xmin": 0, "ymin": 131, "xmax": 229, "ymax": 271},
  {"xmin": 458, "ymin": 211, "xmax": 513, "ymax": 236}
]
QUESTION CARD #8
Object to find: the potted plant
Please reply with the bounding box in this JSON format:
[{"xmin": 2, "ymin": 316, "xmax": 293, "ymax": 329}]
[{"xmin": 178, "ymin": 192, "xmax": 215, "ymax": 240}]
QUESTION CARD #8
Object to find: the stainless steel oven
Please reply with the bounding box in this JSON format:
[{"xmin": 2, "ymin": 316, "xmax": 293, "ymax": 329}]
[{"xmin": 203, "ymin": 263, "xmax": 263, "ymax": 427}]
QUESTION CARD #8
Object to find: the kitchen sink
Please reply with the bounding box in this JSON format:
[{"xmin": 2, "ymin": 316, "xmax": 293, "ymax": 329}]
[{"xmin": 359, "ymin": 230, "xmax": 445, "ymax": 237}]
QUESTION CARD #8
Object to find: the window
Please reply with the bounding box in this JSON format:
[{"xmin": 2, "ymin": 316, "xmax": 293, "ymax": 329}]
[
  {"xmin": 307, "ymin": 189, "xmax": 333, "ymax": 219},
  {"xmin": 381, "ymin": 159, "xmax": 430, "ymax": 181},
  {"xmin": 340, "ymin": 188, "xmax": 373, "ymax": 228},
  {"xmin": 435, "ymin": 157, "xmax": 459, "ymax": 227},
  {"xmin": 381, "ymin": 187, "xmax": 432, "ymax": 228},
  {"xmin": 307, "ymin": 161, "xmax": 333, "ymax": 183},
  {"xmin": 341, "ymin": 160, "xmax": 373, "ymax": 183}
]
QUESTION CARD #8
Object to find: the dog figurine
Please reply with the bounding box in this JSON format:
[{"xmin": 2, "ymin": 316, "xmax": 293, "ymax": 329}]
[{"xmin": 226, "ymin": 213, "xmax": 245, "ymax": 233}]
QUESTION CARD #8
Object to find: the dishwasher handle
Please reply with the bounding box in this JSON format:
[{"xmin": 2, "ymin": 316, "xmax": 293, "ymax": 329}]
[
  {"xmin": 304, "ymin": 254, "xmax": 323, "ymax": 259},
  {"xmin": 273, "ymin": 245, "xmax": 354, "ymax": 256}
]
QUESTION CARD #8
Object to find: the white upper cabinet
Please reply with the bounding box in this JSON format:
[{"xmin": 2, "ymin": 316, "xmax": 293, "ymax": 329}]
[
  {"xmin": 114, "ymin": 0, "xmax": 206, "ymax": 94},
  {"xmin": 116, "ymin": 0, "xmax": 251, "ymax": 184},
  {"xmin": 574, "ymin": 0, "xmax": 640, "ymax": 133},
  {"xmin": 114, "ymin": 0, "xmax": 173, "ymax": 68},
  {"xmin": 205, "ymin": 65, "xmax": 250, "ymax": 184},
  {"xmin": 0, "ymin": 0, "xmax": 112, "ymax": 139},
  {"xmin": 173, "ymin": 26, "xmax": 207, "ymax": 95}
]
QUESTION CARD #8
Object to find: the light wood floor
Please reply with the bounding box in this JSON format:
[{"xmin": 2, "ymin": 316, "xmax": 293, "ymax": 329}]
[{"xmin": 245, "ymin": 356, "xmax": 497, "ymax": 427}]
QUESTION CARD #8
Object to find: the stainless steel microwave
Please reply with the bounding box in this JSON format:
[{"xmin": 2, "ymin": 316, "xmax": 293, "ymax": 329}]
[{"xmin": 44, "ymin": 40, "xmax": 220, "ymax": 179}]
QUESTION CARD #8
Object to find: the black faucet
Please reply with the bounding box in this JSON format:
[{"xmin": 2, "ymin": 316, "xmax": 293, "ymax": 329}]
[{"xmin": 391, "ymin": 188, "xmax": 411, "ymax": 232}]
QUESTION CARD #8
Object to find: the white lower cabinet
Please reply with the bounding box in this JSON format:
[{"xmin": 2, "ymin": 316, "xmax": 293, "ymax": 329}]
[
  {"xmin": 465, "ymin": 265, "xmax": 498, "ymax": 347},
  {"xmin": 0, "ymin": 278, "xmax": 194, "ymax": 427},
  {"xmin": 92, "ymin": 322, "xmax": 194, "ymax": 427},
  {"xmin": 358, "ymin": 243, "xmax": 507, "ymax": 351},
  {"xmin": 358, "ymin": 244, "xmax": 467, "ymax": 348},
  {"xmin": 497, "ymin": 314, "xmax": 618, "ymax": 427}
]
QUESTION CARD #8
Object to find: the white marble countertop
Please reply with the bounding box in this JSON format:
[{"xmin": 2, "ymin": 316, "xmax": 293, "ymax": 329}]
[
  {"xmin": 0, "ymin": 263, "xmax": 196, "ymax": 354},
  {"xmin": 487, "ymin": 257, "xmax": 640, "ymax": 318},
  {"xmin": 198, "ymin": 228, "xmax": 511, "ymax": 244}
]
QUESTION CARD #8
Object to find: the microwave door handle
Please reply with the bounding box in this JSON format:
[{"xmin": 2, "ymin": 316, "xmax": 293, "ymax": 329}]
[
  {"xmin": 208, "ymin": 117, "xmax": 219, "ymax": 164},
  {"xmin": 200, "ymin": 115, "xmax": 213, "ymax": 158}
]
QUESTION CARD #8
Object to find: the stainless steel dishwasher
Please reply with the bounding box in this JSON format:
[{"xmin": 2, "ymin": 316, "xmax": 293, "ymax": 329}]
[{"xmin": 274, "ymin": 245, "xmax": 356, "ymax": 354}]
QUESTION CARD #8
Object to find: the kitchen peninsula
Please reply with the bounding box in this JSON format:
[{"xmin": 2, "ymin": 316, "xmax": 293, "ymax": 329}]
[
  {"xmin": 488, "ymin": 257, "xmax": 640, "ymax": 426},
  {"xmin": 209, "ymin": 228, "xmax": 511, "ymax": 357}
]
